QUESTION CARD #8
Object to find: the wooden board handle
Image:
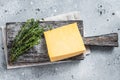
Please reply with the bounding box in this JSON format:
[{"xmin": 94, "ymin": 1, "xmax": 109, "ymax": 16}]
[{"xmin": 83, "ymin": 33, "xmax": 118, "ymax": 47}]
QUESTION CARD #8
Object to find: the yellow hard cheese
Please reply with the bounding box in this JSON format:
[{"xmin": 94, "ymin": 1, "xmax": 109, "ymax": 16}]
[{"xmin": 44, "ymin": 23, "xmax": 86, "ymax": 62}]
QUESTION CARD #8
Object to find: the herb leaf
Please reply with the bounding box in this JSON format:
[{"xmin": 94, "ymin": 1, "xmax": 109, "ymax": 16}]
[{"xmin": 10, "ymin": 19, "xmax": 44, "ymax": 63}]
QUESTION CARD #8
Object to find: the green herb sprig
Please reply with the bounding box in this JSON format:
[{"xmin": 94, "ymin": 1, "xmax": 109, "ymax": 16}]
[{"xmin": 10, "ymin": 19, "xmax": 44, "ymax": 63}]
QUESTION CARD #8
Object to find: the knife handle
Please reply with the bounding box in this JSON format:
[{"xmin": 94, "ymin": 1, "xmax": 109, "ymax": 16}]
[{"xmin": 83, "ymin": 33, "xmax": 118, "ymax": 47}]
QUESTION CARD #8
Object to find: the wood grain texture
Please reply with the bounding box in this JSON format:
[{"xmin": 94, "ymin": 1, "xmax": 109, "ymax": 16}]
[
  {"xmin": 6, "ymin": 20, "xmax": 84, "ymax": 66},
  {"xmin": 5, "ymin": 20, "xmax": 118, "ymax": 68},
  {"xmin": 84, "ymin": 33, "xmax": 118, "ymax": 47}
]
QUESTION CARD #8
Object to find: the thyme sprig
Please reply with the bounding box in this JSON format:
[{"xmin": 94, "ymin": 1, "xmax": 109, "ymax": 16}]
[{"xmin": 10, "ymin": 19, "xmax": 45, "ymax": 62}]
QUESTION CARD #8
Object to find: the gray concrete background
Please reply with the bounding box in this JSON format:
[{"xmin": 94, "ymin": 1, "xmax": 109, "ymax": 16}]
[{"xmin": 0, "ymin": 0, "xmax": 120, "ymax": 80}]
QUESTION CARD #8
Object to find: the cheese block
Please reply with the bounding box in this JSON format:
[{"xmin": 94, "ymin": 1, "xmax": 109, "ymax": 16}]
[{"xmin": 44, "ymin": 23, "xmax": 86, "ymax": 62}]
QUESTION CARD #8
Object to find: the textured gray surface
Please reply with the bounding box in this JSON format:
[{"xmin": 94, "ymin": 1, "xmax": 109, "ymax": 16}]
[{"xmin": 0, "ymin": 0, "xmax": 120, "ymax": 80}]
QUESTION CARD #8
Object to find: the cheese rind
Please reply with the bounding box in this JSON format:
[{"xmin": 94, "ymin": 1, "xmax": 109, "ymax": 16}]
[{"xmin": 44, "ymin": 23, "xmax": 86, "ymax": 62}]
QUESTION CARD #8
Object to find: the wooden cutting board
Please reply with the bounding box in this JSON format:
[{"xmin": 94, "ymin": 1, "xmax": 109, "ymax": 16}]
[
  {"xmin": 2, "ymin": 20, "xmax": 118, "ymax": 69},
  {"xmin": 3, "ymin": 20, "xmax": 84, "ymax": 69}
]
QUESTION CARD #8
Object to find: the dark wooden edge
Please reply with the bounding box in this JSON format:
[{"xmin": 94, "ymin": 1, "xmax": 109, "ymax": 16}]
[{"xmin": 84, "ymin": 33, "xmax": 119, "ymax": 47}]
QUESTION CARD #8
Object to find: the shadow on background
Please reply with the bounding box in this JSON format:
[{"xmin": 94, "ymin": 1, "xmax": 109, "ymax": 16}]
[
  {"xmin": 31, "ymin": 60, "xmax": 81, "ymax": 76},
  {"xmin": 89, "ymin": 46, "xmax": 114, "ymax": 54}
]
